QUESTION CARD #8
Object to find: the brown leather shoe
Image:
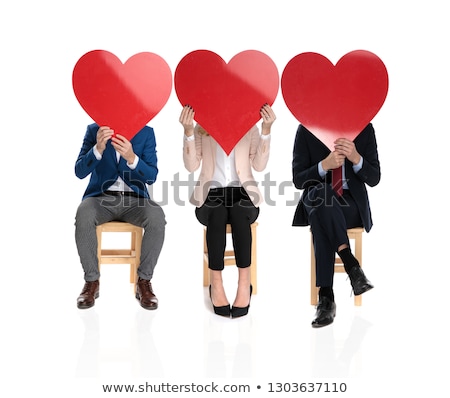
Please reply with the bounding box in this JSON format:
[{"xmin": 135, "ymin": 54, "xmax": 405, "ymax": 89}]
[
  {"xmin": 77, "ymin": 280, "xmax": 99, "ymax": 309},
  {"xmin": 135, "ymin": 278, "xmax": 158, "ymax": 310}
]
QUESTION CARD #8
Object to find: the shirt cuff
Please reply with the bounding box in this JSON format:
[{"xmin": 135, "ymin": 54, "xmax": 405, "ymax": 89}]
[
  {"xmin": 260, "ymin": 133, "xmax": 271, "ymax": 140},
  {"xmin": 127, "ymin": 155, "xmax": 139, "ymax": 170},
  {"xmin": 353, "ymin": 156, "xmax": 363, "ymax": 173},
  {"xmin": 184, "ymin": 134, "xmax": 195, "ymax": 142},
  {"xmin": 93, "ymin": 145, "xmax": 102, "ymax": 160},
  {"xmin": 318, "ymin": 161, "xmax": 327, "ymax": 178}
]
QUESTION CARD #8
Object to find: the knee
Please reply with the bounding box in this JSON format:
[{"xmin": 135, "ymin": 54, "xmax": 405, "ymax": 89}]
[
  {"xmin": 229, "ymin": 200, "xmax": 259, "ymax": 224},
  {"xmin": 307, "ymin": 183, "xmax": 327, "ymax": 199},
  {"xmin": 75, "ymin": 198, "xmax": 97, "ymax": 227},
  {"xmin": 304, "ymin": 183, "xmax": 335, "ymax": 209},
  {"xmin": 143, "ymin": 204, "xmax": 166, "ymax": 231}
]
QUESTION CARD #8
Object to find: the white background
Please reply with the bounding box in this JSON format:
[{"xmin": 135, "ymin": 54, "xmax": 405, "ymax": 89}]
[{"xmin": 1, "ymin": 0, "xmax": 449, "ymax": 396}]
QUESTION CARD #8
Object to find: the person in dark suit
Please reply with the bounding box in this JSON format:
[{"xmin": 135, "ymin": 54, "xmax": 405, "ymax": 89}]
[
  {"xmin": 292, "ymin": 123, "xmax": 380, "ymax": 327},
  {"xmin": 74, "ymin": 124, "xmax": 166, "ymax": 310}
]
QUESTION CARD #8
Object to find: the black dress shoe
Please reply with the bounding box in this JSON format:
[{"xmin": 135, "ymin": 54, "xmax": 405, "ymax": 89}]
[
  {"xmin": 209, "ymin": 285, "xmax": 231, "ymax": 317},
  {"xmin": 348, "ymin": 266, "xmax": 374, "ymax": 296},
  {"xmin": 231, "ymin": 285, "xmax": 253, "ymax": 318},
  {"xmin": 312, "ymin": 296, "xmax": 336, "ymax": 328}
]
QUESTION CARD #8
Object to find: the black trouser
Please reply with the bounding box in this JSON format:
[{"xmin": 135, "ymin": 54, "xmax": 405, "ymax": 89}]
[
  {"xmin": 196, "ymin": 187, "xmax": 259, "ymax": 270},
  {"xmin": 304, "ymin": 183, "xmax": 363, "ymax": 287}
]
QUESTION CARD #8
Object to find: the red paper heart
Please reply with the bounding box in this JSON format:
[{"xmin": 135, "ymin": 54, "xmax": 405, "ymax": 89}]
[
  {"xmin": 174, "ymin": 50, "xmax": 279, "ymax": 154},
  {"xmin": 281, "ymin": 50, "xmax": 388, "ymax": 150},
  {"xmin": 72, "ymin": 50, "xmax": 172, "ymax": 141}
]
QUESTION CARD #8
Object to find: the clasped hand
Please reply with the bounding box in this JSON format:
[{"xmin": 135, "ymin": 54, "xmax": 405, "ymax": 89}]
[
  {"xmin": 322, "ymin": 138, "xmax": 361, "ymax": 171},
  {"xmin": 96, "ymin": 126, "xmax": 136, "ymax": 164}
]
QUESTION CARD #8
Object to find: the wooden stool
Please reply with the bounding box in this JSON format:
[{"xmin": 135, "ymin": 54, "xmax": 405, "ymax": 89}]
[
  {"xmin": 96, "ymin": 222, "xmax": 143, "ymax": 284},
  {"xmin": 203, "ymin": 223, "xmax": 258, "ymax": 294},
  {"xmin": 310, "ymin": 227, "xmax": 364, "ymax": 306}
]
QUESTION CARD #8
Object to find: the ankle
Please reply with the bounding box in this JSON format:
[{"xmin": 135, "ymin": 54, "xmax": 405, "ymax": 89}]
[
  {"xmin": 338, "ymin": 247, "xmax": 360, "ymax": 273},
  {"xmin": 209, "ymin": 283, "xmax": 228, "ymax": 306},
  {"xmin": 319, "ymin": 286, "xmax": 334, "ymax": 302}
]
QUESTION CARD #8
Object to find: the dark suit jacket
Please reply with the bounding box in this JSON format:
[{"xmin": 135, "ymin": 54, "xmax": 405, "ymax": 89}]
[
  {"xmin": 75, "ymin": 123, "xmax": 158, "ymax": 200},
  {"xmin": 292, "ymin": 123, "xmax": 380, "ymax": 232}
]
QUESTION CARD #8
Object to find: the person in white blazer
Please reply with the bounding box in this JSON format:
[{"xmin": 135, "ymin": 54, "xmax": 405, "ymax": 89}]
[{"xmin": 180, "ymin": 104, "xmax": 276, "ymax": 317}]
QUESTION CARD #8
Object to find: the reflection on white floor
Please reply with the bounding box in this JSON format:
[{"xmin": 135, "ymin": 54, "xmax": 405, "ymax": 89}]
[
  {"xmin": 71, "ymin": 270, "xmax": 378, "ymax": 385},
  {"xmin": 310, "ymin": 315, "xmax": 371, "ymax": 378},
  {"xmin": 63, "ymin": 263, "xmax": 449, "ymax": 397},
  {"xmin": 76, "ymin": 309, "xmax": 164, "ymax": 379},
  {"xmin": 73, "ymin": 278, "xmax": 375, "ymax": 380},
  {"xmin": 2, "ymin": 220, "xmax": 449, "ymax": 397}
]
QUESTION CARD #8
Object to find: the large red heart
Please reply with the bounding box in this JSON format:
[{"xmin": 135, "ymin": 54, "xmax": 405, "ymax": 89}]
[
  {"xmin": 72, "ymin": 50, "xmax": 172, "ymax": 141},
  {"xmin": 281, "ymin": 50, "xmax": 388, "ymax": 150},
  {"xmin": 174, "ymin": 50, "xmax": 279, "ymax": 154}
]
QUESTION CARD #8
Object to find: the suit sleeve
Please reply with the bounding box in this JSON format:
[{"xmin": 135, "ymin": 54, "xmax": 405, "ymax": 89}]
[
  {"xmin": 183, "ymin": 124, "xmax": 203, "ymax": 172},
  {"xmin": 354, "ymin": 123, "xmax": 381, "ymax": 187},
  {"xmin": 249, "ymin": 125, "xmax": 271, "ymax": 172},
  {"xmin": 120, "ymin": 127, "xmax": 158, "ymax": 186},
  {"xmin": 74, "ymin": 124, "xmax": 101, "ymax": 179},
  {"xmin": 292, "ymin": 125, "xmax": 324, "ymax": 190}
]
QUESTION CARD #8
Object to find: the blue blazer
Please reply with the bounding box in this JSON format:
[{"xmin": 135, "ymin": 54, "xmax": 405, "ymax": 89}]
[
  {"xmin": 75, "ymin": 123, "xmax": 158, "ymax": 200},
  {"xmin": 292, "ymin": 123, "xmax": 381, "ymax": 232}
]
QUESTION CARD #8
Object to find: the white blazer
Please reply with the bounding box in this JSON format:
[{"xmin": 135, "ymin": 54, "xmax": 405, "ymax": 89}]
[{"xmin": 183, "ymin": 125, "xmax": 271, "ymax": 207}]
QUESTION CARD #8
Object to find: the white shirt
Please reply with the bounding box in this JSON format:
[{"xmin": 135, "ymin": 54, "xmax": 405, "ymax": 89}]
[
  {"xmin": 184, "ymin": 133, "xmax": 270, "ymax": 189},
  {"xmin": 318, "ymin": 157, "xmax": 364, "ymax": 190},
  {"xmin": 93, "ymin": 145, "xmax": 139, "ymax": 192},
  {"xmin": 211, "ymin": 145, "xmax": 241, "ymax": 188}
]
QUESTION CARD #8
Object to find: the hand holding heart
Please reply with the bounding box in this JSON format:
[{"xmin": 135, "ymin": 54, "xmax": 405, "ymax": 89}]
[
  {"xmin": 178, "ymin": 104, "xmax": 276, "ymax": 139},
  {"xmin": 334, "ymin": 138, "xmax": 361, "ymax": 165},
  {"xmin": 96, "ymin": 126, "xmax": 136, "ymax": 164},
  {"xmin": 111, "ymin": 134, "xmax": 136, "ymax": 164},
  {"xmin": 74, "ymin": 49, "xmax": 388, "ymax": 152},
  {"xmin": 322, "ymin": 138, "xmax": 360, "ymax": 171},
  {"xmin": 96, "ymin": 127, "xmax": 114, "ymax": 155},
  {"xmin": 72, "ymin": 50, "xmax": 172, "ymax": 141},
  {"xmin": 281, "ymin": 50, "xmax": 388, "ymax": 150},
  {"xmin": 174, "ymin": 50, "xmax": 279, "ymax": 154},
  {"xmin": 179, "ymin": 106, "xmax": 195, "ymax": 137},
  {"xmin": 322, "ymin": 151, "xmax": 346, "ymax": 172},
  {"xmin": 260, "ymin": 104, "xmax": 276, "ymax": 135}
]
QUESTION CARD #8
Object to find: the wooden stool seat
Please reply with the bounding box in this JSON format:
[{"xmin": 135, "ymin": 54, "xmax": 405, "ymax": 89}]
[
  {"xmin": 96, "ymin": 221, "xmax": 143, "ymax": 285},
  {"xmin": 311, "ymin": 227, "xmax": 364, "ymax": 306},
  {"xmin": 203, "ymin": 222, "xmax": 258, "ymax": 294}
]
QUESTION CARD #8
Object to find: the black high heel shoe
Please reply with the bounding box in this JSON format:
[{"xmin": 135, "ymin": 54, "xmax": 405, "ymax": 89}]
[
  {"xmin": 209, "ymin": 285, "xmax": 231, "ymax": 317},
  {"xmin": 231, "ymin": 285, "xmax": 253, "ymax": 318}
]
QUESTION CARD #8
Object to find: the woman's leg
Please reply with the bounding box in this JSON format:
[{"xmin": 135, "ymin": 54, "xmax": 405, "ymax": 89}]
[
  {"xmin": 196, "ymin": 190, "xmax": 229, "ymax": 307},
  {"xmin": 228, "ymin": 194, "xmax": 259, "ymax": 308},
  {"xmin": 233, "ymin": 266, "xmax": 251, "ymax": 308},
  {"xmin": 209, "ymin": 269, "xmax": 229, "ymax": 307}
]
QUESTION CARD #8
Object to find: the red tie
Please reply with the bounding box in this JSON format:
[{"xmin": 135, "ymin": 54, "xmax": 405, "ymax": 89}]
[{"xmin": 332, "ymin": 166, "xmax": 343, "ymax": 197}]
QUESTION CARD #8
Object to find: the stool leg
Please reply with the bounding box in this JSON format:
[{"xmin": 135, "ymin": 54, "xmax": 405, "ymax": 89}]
[
  {"xmin": 131, "ymin": 228, "xmax": 143, "ymax": 284},
  {"xmin": 96, "ymin": 226, "xmax": 103, "ymax": 275},
  {"xmin": 354, "ymin": 232, "xmax": 363, "ymax": 306},
  {"xmin": 310, "ymin": 234, "xmax": 318, "ymax": 306},
  {"xmin": 130, "ymin": 230, "xmax": 136, "ymax": 283}
]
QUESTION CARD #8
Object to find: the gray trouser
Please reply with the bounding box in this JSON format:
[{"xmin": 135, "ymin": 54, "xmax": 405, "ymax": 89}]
[{"xmin": 75, "ymin": 194, "xmax": 166, "ymax": 282}]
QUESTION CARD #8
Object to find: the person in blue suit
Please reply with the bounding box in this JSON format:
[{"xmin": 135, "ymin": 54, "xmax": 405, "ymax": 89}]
[{"xmin": 74, "ymin": 124, "xmax": 166, "ymax": 310}]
